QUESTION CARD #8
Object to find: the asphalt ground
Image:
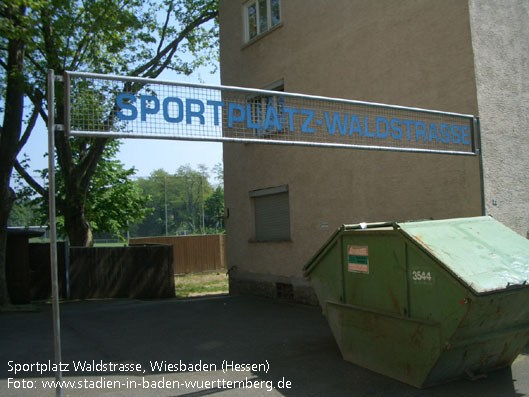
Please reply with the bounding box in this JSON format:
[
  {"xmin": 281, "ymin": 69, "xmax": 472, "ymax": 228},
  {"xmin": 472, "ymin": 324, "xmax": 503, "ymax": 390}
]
[{"xmin": 1, "ymin": 295, "xmax": 529, "ymax": 396}]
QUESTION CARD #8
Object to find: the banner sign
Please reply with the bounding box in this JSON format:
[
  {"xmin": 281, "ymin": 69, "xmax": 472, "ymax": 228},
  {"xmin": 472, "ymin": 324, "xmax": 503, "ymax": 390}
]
[{"xmin": 65, "ymin": 71, "xmax": 477, "ymax": 155}]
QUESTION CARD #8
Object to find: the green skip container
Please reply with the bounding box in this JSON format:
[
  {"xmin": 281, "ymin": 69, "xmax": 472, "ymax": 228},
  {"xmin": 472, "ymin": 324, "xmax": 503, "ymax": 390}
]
[{"xmin": 303, "ymin": 216, "xmax": 529, "ymax": 388}]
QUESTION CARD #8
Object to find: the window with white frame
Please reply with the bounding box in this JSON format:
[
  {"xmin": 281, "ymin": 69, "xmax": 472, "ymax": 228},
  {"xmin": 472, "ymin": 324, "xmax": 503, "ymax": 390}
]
[{"xmin": 244, "ymin": 0, "xmax": 281, "ymax": 42}]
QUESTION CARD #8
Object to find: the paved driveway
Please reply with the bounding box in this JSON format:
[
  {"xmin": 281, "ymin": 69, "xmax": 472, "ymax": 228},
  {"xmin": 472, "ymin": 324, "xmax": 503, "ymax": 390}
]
[{"xmin": 1, "ymin": 295, "xmax": 528, "ymax": 396}]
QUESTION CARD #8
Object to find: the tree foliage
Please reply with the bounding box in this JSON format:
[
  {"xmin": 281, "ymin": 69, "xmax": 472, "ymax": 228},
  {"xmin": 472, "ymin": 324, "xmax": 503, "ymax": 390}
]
[
  {"xmin": 84, "ymin": 144, "xmax": 151, "ymax": 239},
  {"xmin": 205, "ymin": 185, "xmax": 224, "ymax": 232},
  {"xmin": 15, "ymin": 141, "xmax": 151, "ymax": 240},
  {"xmin": 130, "ymin": 163, "xmax": 224, "ymax": 237},
  {"xmin": 7, "ymin": 196, "xmax": 39, "ymax": 227},
  {"xmin": 0, "ymin": 0, "xmax": 219, "ymax": 304},
  {"xmin": 5, "ymin": 0, "xmax": 219, "ymax": 246}
]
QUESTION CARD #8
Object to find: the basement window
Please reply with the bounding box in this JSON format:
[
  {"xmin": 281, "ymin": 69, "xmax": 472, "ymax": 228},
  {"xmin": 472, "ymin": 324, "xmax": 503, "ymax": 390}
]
[{"xmin": 276, "ymin": 282, "xmax": 294, "ymax": 300}]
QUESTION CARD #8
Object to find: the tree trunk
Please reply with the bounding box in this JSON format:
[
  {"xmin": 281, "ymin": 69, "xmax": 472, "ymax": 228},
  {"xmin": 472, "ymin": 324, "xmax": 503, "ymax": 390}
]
[
  {"xmin": 0, "ymin": 188, "xmax": 15, "ymax": 306},
  {"xmin": 63, "ymin": 201, "xmax": 93, "ymax": 247},
  {"xmin": 0, "ymin": 6, "xmax": 26, "ymax": 306}
]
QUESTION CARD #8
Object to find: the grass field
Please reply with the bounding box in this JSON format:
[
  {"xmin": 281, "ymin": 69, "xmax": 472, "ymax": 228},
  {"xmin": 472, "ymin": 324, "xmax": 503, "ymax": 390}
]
[{"xmin": 174, "ymin": 271, "xmax": 229, "ymax": 298}]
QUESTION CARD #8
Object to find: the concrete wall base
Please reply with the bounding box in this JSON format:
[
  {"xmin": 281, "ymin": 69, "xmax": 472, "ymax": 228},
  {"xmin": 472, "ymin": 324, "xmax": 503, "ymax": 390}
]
[{"xmin": 229, "ymin": 272, "xmax": 318, "ymax": 306}]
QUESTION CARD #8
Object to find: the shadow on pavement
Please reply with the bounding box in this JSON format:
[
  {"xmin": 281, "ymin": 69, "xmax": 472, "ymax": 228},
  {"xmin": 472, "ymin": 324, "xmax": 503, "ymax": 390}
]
[{"xmin": 1, "ymin": 296, "xmax": 527, "ymax": 396}]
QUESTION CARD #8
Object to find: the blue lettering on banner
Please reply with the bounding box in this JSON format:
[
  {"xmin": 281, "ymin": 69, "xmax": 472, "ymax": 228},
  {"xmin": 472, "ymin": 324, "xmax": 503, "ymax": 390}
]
[
  {"xmin": 461, "ymin": 126, "xmax": 470, "ymax": 145},
  {"xmin": 114, "ymin": 93, "xmax": 472, "ymax": 147},
  {"xmin": 324, "ymin": 112, "xmax": 348, "ymax": 136},
  {"xmin": 451, "ymin": 125, "xmax": 461, "ymax": 144},
  {"xmin": 376, "ymin": 117, "xmax": 389, "ymax": 139},
  {"xmin": 428, "ymin": 122, "xmax": 439, "ymax": 143},
  {"xmin": 403, "ymin": 120, "xmax": 414, "ymax": 141},
  {"xmin": 390, "ymin": 118, "xmax": 402, "ymax": 140},
  {"xmin": 300, "ymin": 109, "xmax": 315, "ymax": 133},
  {"xmin": 349, "ymin": 114, "xmax": 363, "ymax": 136},
  {"xmin": 283, "ymin": 107, "xmax": 298, "ymax": 131},
  {"xmin": 264, "ymin": 105, "xmax": 281, "ymax": 131},
  {"xmin": 140, "ymin": 95, "xmax": 159, "ymax": 121},
  {"xmin": 163, "ymin": 97, "xmax": 184, "ymax": 123},
  {"xmin": 415, "ymin": 121, "xmax": 427, "ymax": 142},
  {"xmin": 228, "ymin": 103, "xmax": 245, "ymax": 128},
  {"xmin": 186, "ymin": 99, "xmax": 205, "ymax": 125},
  {"xmin": 440, "ymin": 123, "xmax": 451, "ymax": 143},
  {"xmin": 206, "ymin": 100, "xmax": 224, "ymax": 126},
  {"xmin": 246, "ymin": 103, "xmax": 261, "ymax": 130},
  {"xmin": 116, "ymin": 93, "xmax": 137, "ymax": 120},
  {"xmin": 363, "ymin": 115, "xmax": 375, "ymax": 137}
]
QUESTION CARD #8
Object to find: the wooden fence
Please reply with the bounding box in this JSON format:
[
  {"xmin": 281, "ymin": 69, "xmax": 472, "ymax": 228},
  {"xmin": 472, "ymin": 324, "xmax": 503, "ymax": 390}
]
[
  {"xmin": 129, "ymin": 234, "xmax": 226, "ymax": 274},
  {"xmin": 26, "ymin": 243, "xmax": 174, "ymax": 300},
  {"xmin": 69, "ymin": 245, "xmax": 174, "ymax": 299},
  {"xmin": 28, "ymin": 242, "xmax": 68, "ymax": 301}
]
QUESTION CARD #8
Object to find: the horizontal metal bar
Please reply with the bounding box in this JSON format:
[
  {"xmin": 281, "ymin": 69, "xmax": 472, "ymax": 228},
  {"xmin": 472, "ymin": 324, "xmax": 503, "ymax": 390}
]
[
  {"xmin": 343, "ymin": 222, "xmax": 395, "ymax": 231},
  {"xmin": 326, "ymin": 300, "xmax": 440, "ymax": 327},
  {"xmin": 64, "ymin": 71, "xmax": 476, "ymax": 120},
  {"xmin": 69, "ymin": 130, "xmax": 477, "ymax": 156}
]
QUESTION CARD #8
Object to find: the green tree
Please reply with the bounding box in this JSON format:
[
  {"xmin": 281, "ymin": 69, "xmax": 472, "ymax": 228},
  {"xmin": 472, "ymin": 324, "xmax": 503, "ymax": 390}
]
[
  {"xmin": 131, "ymin": 169, "xmax": 174, "ymax": 237},
  {"xmin": 205, "ymin": 185, "xmax": 224, "ymax": 232},
  {"xmin": 0, "ymin": 0, "xmax": 218, "ymax": 305},
  {"xmin": 129, "ymin": 164, "xmax": 223, "ymax": 237},
  {"xmin": 72, "ymin": 142, "xmax": 151, "ymax": 240},
  {"xmin": 7, "ymin": 197, "xmax": 39, "ymax": 227},
  {"xmin": 19, "ymin": 140, "xmax": 152, "ymax": 241},
  {"xmin": 204, "ymin": 161, "xmax": 224, "ymax": 233},
  {"xmin": 16, "ymin": 0, "xmax": 218, "ymax": 246},
  {"xmin": 175, "ymin": 164, "xmax": 212, "ymax": 234}
]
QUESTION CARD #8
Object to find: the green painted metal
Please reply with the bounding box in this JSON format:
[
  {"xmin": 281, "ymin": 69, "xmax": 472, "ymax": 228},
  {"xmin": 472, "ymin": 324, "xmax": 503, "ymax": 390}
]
[
  {"xmin": 398, "ymin": 216, "xmax": 529, "ymax": 294},
  {"xmin": 303, "ymin": 216, "xmax": 529, "ymax": 388}
]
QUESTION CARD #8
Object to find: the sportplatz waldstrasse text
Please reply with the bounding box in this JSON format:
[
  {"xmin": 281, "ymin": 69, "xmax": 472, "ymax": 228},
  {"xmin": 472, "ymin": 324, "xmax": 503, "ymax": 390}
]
[
  {"xmin": 7, "ymin": 359, "xmax": 268, "ymax": 375},
  {"xmin": 114, "ymin": 93, "xmax": 473, "ymax": 146}
]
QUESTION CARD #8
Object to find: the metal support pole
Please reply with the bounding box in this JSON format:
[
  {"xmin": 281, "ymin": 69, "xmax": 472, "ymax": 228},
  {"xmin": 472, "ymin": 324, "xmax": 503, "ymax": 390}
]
[
  {"xmin": 201, "ymin": 172, "xmax": 205, "ymax": 234},
  {"xmin": 64, "ymin": 239, "xmax": 70, "ymax": 300},
  {"xmin": 475, "ymin": 117, "xmax": 486, "ymax": 216},
  {"xmin": 164, "ymin": 176, "xmax": 168, "ymax": 236},
  {"xmin": 48, "ymin": 69, "xmax": 62, "ymax": 397}
]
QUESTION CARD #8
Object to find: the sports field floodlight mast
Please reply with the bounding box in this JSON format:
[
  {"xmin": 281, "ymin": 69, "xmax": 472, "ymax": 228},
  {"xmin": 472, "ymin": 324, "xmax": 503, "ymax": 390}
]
[{"xmin": 47, "ymin": 69, "xmax": 483, "ymax": 395}]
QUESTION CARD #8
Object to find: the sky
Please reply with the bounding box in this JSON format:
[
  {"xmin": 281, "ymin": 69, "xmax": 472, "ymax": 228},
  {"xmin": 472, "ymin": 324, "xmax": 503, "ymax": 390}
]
[{"xmin": 17, "ymin": 66, "xmax": 223, "ymax": 184}]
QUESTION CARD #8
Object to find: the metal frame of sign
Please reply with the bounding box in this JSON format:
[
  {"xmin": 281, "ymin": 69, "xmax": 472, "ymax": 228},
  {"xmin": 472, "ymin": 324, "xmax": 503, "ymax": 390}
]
[{"xmin": 47, "ymin": 70, "xmax": 484, "ymax": 396}]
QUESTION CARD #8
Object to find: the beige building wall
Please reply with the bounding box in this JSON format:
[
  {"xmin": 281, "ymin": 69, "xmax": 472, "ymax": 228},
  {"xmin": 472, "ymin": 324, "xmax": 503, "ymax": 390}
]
[
  {"xmin": 220, "ymin": 0, "xmax": 485, "ymax": 301},
  {"xmin": 220, "ymin": 0, "xmax": 478, "ymax": 112},
  {"xmin": 469, "ymin": 0, "xmax": 529, "ymax": 237}
]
